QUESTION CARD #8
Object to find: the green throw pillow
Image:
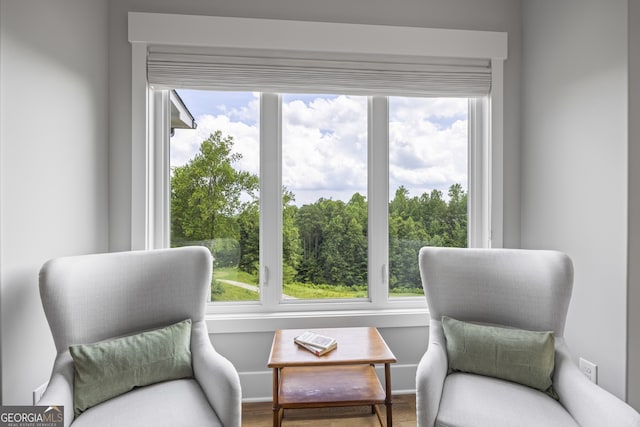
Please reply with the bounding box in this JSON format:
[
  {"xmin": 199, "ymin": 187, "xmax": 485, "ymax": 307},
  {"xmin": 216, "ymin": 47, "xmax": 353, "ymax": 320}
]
[
  {"xmin": 442, "ymin": 316, "xmax": 557, "ymax": 399},
  {"xmin": 69, "ymin": 318, "xmax": 193, "ymax": 416}
]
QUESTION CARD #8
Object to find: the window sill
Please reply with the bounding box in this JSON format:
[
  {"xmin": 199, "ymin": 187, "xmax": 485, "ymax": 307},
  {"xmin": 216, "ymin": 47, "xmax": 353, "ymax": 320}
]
[{"xmin": 205, "ymin": 307, "xmax": 430, "ymax": 334}]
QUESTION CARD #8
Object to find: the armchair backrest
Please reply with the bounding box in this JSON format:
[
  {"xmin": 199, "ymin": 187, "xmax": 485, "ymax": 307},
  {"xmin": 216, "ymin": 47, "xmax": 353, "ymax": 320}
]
[
  {"xmin": 39, "ymin": 247, "xmax": 212, "ymax": 353},
  {"xmin": 419, "ymin": 247, "xmax": 573, "ymax": 336}
]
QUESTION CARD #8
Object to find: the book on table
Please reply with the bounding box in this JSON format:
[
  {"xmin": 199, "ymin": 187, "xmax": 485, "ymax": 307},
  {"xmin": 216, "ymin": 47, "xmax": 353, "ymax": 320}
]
[
  {"xmin": 295, "ymin": 340, "xmax": 338, "ymax": 356},
  {"xmin": 294, "ymin": 331, "xmax": 337, "ymax": 356}
]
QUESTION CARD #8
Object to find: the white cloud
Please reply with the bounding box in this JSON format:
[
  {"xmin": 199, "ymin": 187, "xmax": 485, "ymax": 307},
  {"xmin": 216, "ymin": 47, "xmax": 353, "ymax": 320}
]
[
  {"xmin": 389, "ymin": 97, "xmax": 467, "ymax": 121},
  {"xmin": 282, "ymin": 95, "xmax": 368, "ymax": 205},
  {"xmin": 389, "ymin": 98, "xmax": 468, "ymax": 198},
  {"xmin": 171, "ymin": 97, "xmax": 260, "ymax": 175},
  {"xmin": 171, "ymin": 93, "xmax": 467, "ymax": 206}
]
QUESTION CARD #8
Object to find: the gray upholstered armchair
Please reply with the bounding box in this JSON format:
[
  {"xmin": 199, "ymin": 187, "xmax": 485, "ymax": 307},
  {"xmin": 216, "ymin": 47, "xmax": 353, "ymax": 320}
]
[
  {"xmin": 37, "ymin": 247, "xmax": 242, "ymax": 427},
  {"xmin": 417, "ymin": 247, "xmax": 640, "ymax": 427}
]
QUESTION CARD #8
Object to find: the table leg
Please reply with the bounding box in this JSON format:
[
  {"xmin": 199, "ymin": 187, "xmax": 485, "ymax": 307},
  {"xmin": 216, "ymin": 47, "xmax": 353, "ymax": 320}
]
[
  {"xmin": 385, "ymin": 363, "xmax": 392, "ymax": 427},
  {"xmin": 371, "ymin": 364, "xmax": 376, "ymax": 414},
  {"xmin": 272, "ymin": 367, "xmax": 280, "ymax": 427}
]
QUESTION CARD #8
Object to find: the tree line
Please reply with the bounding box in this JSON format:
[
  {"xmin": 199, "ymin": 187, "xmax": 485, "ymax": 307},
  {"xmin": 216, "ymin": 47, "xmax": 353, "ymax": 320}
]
[{"xmin": 171, "ymin": 132, "xmax": 467, "ymax": 293}]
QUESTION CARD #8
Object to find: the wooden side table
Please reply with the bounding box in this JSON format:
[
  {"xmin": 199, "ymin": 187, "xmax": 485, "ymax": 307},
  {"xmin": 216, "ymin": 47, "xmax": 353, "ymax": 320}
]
[{"xmin": 267, "ymin": 327, "xmax": 397, "ymax": 427}]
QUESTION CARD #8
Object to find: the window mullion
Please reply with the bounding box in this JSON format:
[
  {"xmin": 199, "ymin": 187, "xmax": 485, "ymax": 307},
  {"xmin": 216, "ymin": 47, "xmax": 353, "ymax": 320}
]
[
  {"xmin": 468, "ymin": 97, "xmax": 491, "ymax": 248},
  {"xmin": 368, "ymin": 96, "xmax": 389, "ymax": 307},
  {"xmin": 260, "ymin": 93, "xmax": 282, "ymax": 308},
  {"xmin": 468, "ymin": 98, "xmax": 482, "ymax": 248},
  {"xmin": 489, "ymin": 58, "xmax": 504, "ymax": 248},
  {"xmin": 151, "ymin": 90, "xmax": 171, "ymax": 250}
]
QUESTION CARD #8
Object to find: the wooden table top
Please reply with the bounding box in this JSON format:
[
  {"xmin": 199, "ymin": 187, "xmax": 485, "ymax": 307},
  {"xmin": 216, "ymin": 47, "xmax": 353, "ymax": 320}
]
[{"xmin": 268, "ymin": 327, "xmax": 397, "ymax": 368}]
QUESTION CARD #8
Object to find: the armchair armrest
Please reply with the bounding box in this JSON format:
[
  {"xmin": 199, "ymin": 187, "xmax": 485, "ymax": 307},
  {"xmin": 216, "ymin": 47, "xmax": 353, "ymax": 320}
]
[
  {"xmin": 416, "ymin": 320, "xmax": 448, "ymax": 427},
  {"xmin": 37, "ymin": 352, "xmax": 75, "ymax": 427},
  {"xmin": 554, "ymin": 340, "xmax": 640, "ymax": 427},
  {"xmin": 191, "ymin": 322, "xmax": 242, "ymax": 427}
]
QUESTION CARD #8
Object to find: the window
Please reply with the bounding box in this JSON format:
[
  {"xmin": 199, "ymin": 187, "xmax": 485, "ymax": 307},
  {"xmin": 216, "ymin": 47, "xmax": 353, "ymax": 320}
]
[
  {"xmin": 170, "ymin": 91, "xmax": 260, "ymax": 302},
  {"xmin": 388, "ymin": 97, "xmax": 469, "ymax": 297},
  {"xmin": 167, "ymin": 90, "xmax": 475, "ymax": 308},
  {"xmin": 130, "ymin": 13, "xmax": 506, "ymax": 324},
  {"xmin": 281, "ymin": 94, "xmax": 368, "ymax": 300}
]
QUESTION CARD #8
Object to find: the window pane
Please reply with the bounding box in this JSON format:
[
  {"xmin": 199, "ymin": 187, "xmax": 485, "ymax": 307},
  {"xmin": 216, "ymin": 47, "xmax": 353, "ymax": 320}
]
[
  {"xmin": 170, "ymin": 90, "xmax": 260, "ymax": 302},
  {"xmin": 281, "ymin": 94, "xmax": 368, "ymax": 300},
  {"xmin": 388, "ymin": 97, "xmax": 468, "ymax": 297}
]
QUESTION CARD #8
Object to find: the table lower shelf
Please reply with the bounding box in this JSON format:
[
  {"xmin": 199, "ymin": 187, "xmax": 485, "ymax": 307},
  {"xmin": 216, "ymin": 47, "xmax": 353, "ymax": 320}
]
[{"xmin": 278, "ymin": 364, "xmax": 386, "ymax": 408}]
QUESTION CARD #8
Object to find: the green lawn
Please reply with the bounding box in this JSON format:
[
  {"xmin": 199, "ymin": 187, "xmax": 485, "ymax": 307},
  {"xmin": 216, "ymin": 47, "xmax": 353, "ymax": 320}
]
[
  {"xmin": 211, "ymin": 267, "xmax": 259, "ymax": 301},
  {"xmin": 389, "ymin": 290, "xmax": 425, "ymax": 297},
  {"xmin": 210, "ymin": 267, "xmax": 423, "ymax": 301},
  {"xmin": 213, "ymin": 267, "xmax": 258, "ymax": 285},
  {"xmin": 212, "ymin": 282, "xmax": 259, "ymax": 301},
  {"xmin": 283, "ymin": 282, "xmax": 368, "ymax": 299}
]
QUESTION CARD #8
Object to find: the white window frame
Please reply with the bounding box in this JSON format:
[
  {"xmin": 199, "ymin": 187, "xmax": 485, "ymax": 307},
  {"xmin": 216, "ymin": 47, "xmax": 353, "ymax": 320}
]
[{"xmin": 129, "ymin": 12, "xmax": 507, "ymax": 332}]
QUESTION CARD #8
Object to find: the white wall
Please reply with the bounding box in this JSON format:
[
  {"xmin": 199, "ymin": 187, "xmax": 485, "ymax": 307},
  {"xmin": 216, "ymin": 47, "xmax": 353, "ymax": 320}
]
[
  {"xmin": 628, "ymin": 0, "xmax": 640, "ymax": 410},
  {"xmin": 521, "ymin": 0, "xmax": 629, "ymax": 398},
  {"xmin": 0, "ymin": 0, "xmax": 109, "ymax": 404}
]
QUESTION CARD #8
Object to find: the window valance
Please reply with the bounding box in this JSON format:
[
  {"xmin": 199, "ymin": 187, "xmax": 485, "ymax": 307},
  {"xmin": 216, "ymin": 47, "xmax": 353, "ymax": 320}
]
[{"xmin": 147, "ymin": 47, "xmax": 492, "ymax": 97}]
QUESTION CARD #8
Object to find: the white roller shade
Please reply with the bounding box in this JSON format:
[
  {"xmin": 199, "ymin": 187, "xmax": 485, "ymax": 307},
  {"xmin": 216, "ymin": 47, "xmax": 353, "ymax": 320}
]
[{"xmin": 147, "ymin": 48, "xmax": 492, "ymax": 97}]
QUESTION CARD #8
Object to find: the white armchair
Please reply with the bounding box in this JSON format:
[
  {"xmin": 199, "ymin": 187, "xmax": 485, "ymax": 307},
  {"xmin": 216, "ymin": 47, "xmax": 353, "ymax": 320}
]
[
  {"xmin": 37, "ymin": 247, "xmax": 242, "ymax": 427},
  {"xmin": 417, "ymin": 247, "xmax": 640, "ymax": 427}
]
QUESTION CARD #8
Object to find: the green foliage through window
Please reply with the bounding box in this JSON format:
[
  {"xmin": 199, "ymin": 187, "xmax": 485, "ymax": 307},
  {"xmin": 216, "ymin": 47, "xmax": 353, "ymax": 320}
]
[{"xmin": 171, "ymin": 131, "xmax": 466, "ymax": 301}]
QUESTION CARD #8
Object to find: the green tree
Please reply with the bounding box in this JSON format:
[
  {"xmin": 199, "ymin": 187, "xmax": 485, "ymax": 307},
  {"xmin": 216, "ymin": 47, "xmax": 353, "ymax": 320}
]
[
  {"xmin": 237, "ymin": 200, "xmax": 259, "ymax": 275},
  {"xmin": 446, "ymin": 183, "xmax": 468, "ymax": 247},
  {"xmin": 389, "ymin": 186, "xmax": 410, "ymax": 219},
  {"xmin": 171, "ymin": 130, "xmax": 258, "ymax": 244},
  {"xmin": 319, "ymin": 212, "xmax": 349, "ymax": 285},
  {"xmin": 388, "ymin": 184, "xmax": 468, "ymax": 293},
  {"xmin": 170, "ymin": 128, "xmax": 467, "ymax": 297},
  {"xmin": 343, "ymin": 193, "xmax": 368, "ymax": 286},
  {"xmin": 294, "ymin": 198, "xmax": 336, "ymax": 285},
  {"xmin": 283, "ymin": 189, "xmax": 302, "ymax": 283},
  {"xmin": 300, "ymin": 195, "xmax": 368, "ymax": 288},
  {"xmin": 295, "ymin": 202, "xmax": 322, "ymax": 283}
]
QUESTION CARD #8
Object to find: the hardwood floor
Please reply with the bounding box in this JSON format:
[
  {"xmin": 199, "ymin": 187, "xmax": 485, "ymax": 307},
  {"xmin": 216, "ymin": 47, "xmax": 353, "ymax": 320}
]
[{"xmin": 242, "ymin": 394, "xmax": 417, "ymax": 427}]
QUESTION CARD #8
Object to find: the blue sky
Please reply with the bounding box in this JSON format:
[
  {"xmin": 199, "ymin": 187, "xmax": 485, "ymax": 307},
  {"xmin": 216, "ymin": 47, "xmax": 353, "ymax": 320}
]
[
  {"xmin": 172, "ymin": 90, "xmax": 467, "ymax": 206},
  {"xmin": 177, "ymin": 91, "xmax": 258, "ymax": 126}
]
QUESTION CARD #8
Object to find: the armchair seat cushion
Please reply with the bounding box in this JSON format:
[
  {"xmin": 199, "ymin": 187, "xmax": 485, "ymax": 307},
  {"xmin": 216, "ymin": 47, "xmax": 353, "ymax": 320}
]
[
  {"xmin": 71, "ymin": 379, "xmax": 222, "ymax": 427},
  {"xmin": 436, "ymin": 373, "xmax": 578, "ymax": 427}
]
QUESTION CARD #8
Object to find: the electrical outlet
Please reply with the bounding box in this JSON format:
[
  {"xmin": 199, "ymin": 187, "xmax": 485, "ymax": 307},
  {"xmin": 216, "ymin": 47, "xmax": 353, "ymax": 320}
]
[{"xmin": 579, "ymin": 357, "xmax": 597, "ymax": 383}]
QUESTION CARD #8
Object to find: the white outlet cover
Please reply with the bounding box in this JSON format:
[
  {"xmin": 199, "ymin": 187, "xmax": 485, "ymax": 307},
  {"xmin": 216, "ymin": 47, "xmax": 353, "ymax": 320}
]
[{"xmin": 579, "ymin": 357, "xmax": 598, "ymax": 384}]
